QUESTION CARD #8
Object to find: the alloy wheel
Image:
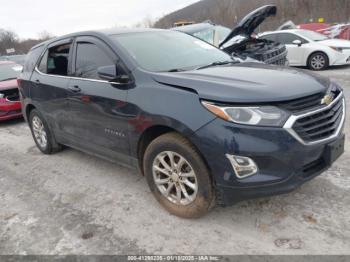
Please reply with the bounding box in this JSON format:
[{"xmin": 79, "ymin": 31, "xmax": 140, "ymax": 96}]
[
  {"xmin": 152, "ymin": 151, "xmax": 198, "ymax": 206},
  {"xmin": 32, "ymin": 116, "xmax": 48, "ymax": 149}
]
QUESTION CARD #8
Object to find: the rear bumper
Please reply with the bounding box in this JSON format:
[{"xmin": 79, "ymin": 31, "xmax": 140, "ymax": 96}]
[{"xmin": 0, "ymin": 99, "xmax": 22, "ymax": 121}]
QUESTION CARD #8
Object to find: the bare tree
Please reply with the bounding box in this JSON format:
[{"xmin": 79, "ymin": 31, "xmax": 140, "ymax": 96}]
[{"xmin": 0, "ymin": 29, "xmax": 18, "ymax": 55}]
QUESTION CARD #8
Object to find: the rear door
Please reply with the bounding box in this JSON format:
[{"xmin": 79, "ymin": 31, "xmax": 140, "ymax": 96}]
[
  {"xmin": 67, "ymin": 36, "xmax": 131, "ymax": 163},
  {"xmin": 30, "ymin": 39, "xmax": 73, "ymax": 137}
]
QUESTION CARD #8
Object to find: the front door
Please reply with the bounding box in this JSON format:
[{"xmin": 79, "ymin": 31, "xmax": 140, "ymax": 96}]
[
  {"xmin": 66, "ymin": 36, "xmax": 131, "ymax": 163},
  {"xmin": 277, "ymin": 33, "xmax": 306, "ymax": 65}
]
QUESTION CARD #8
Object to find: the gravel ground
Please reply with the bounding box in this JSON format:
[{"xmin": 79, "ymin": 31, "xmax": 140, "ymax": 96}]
[{"xmin": 0, "ymin": 66, "xmax": 349, "ymax": 255}]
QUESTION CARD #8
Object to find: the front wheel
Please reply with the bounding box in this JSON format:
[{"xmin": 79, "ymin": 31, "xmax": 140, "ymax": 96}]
[
  {"xmin": 143, "ymin": 133, "xmax": 215, "ymax": 218},
  {"xmin": 308, "ymin": 52, "xmax": 329, "ymax": 70}
]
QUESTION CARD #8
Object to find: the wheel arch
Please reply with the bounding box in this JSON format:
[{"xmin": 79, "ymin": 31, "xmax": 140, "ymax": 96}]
[
  {"xmin": 25, "ymin": 104, "xmax": 36, "ymax": 121},
  {"xmin": 136, "ymin": 125, "xmax": 211, "ymax": 177},
  {"xmin": 307, "ymin": 50, "xmax": 330, "ymax": 67}
]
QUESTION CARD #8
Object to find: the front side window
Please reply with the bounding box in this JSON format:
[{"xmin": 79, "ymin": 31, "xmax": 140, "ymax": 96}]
[
  {"xmin": 276, "ymin": 33, "xmax": 306, "ymax": 45},
  {"xmin": 75, "ymin": 42, "xmax": 114, "ymax": 80},
  {"xmin": 260, "ymin": 34, "xmax": 278, "ymax": 42},
  {"xmin": 38, "ymin": 43, "xmax": 71, "ymax": 76},
  {"xmin": 113, "ymin": 31, "xmax": 231, "ymax": 72}
]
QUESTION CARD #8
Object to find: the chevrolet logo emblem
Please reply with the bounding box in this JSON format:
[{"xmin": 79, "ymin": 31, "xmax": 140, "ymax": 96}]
[{"xmin": 321, "ymin": 94, "xmax": 334, "ymax": 106}]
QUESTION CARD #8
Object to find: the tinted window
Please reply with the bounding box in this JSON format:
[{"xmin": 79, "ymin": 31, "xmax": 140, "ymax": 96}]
[
  {"xmin": 276, "ymin": 33, "xmax": 305, "ymax": 45},
  {"xmin": 38, "ymin": 43, "xmax": 71, "ymax": 76},
  {"xmin": 260, "ymin": 34, "xmax": 277, "ymax": 42},
  {"xmin": 113, "ymin": 31, "xmax": 231, "ymax": 72},
  {"xmin": 75, "ymin": 42, "xmax": 114, "ymax": 80}
]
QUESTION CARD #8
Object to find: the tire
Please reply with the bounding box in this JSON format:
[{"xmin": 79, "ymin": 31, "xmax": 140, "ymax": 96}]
[
  {"xmin": 143, "ymin": 132, "xmax": 215, "ymax": 218},
  {"xmin": 307, "ymin": 52, "xmax": 329, "ymax": 71},
  {"xmin": 29, "ymin": 109, "xmax": 62, "ymax": 154}
]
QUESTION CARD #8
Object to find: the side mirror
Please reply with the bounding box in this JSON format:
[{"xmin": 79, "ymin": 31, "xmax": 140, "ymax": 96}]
[
  {"xmin": 292, "ymin": 39, "xmax": 302, "ymax": 47},
  {"xmin": 97, "ymin": 65, "xmax": 130, "ymax": 84}
]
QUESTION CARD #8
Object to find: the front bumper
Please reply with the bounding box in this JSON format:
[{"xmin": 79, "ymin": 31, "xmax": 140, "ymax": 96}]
[
  {"xmin": 331, "ymin": 49, "xmax": 350, "ymax": 65},
  {"xmin": 0, "ymin": 98, "xmax": 22, "ymax": 121},
  {"xmin": 190, "ymin": 117, "xmax": 345, "ymax": 206}
]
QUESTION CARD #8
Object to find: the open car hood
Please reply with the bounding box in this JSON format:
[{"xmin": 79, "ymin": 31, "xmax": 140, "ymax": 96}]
[{"xmin": 219, "ymin": 5, "xmax": 277, "ymax": 49}]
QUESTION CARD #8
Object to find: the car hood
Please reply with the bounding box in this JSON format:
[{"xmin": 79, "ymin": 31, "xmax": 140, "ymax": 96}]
[
  {"xmin": 151, "ymin": 63, "xmax": 329, "ymax": 103},
  {"xmin": 318, "ymin": 39, "xmax": 350, "ymax": 48},
  {"xmin": 219, "ymin": 5, "xmax": 277, "ymax": 49},
  {"xmin": 0, "ymin": 79, "xmax": 18, "ymax": 91}
]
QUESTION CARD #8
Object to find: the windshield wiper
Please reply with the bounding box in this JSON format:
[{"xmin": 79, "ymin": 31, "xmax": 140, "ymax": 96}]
[
  {"xmin": 196, "ymin": 60, "xmax": 239, "ymax": 70},
  {"xmin": 166, "ymin": 68, "xmax": 187, "ymax": 72}
]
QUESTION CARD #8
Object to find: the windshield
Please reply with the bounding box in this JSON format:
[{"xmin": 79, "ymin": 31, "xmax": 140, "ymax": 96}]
[
  {"xmin": 297, "ymin": 30, "xmax": 329, "ymax": 41},
  {"xmin": 112, "ymin": 31, "xmax": 232, "ymax": 72},
  {"xmin": 0, "ymin": 64, "xmax": 22, "ymax": 81},
  {"xmin": 216, "ymin": 26, "xmax": 231, "ymax": 43},
  {"xmin": 193, "ymin": 28, "xmax": 215, "ymax": 45}
]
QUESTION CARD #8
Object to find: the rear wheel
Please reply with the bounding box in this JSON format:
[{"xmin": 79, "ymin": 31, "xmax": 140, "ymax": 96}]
[
  {"xmin": 29, "ymin": 109, "xmax": 62, "ymax": 154},
  {"xmin": 143, "ymin": 132, "xmax": 215, "ymax": 218},
  {"xmin": 308, "ymin": 52, "xmax": 329, "ymax": 70}
]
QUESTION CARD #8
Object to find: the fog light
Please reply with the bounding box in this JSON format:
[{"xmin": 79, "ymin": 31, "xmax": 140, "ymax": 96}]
[{"xmin": 226, "ymin": 154, "xmax": 258, "ymax": 179}]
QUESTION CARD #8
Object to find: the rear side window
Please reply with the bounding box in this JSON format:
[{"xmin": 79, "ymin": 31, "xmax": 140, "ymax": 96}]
[
  {"xmin": 75, "ymin": 42, "xmax": 114, "ymax": 80},
  {"xmin": 38, "ymin": 43, "xmax": 71, "ymax": 76},
  {"xmin": 23, "ymin": 45, "xmax": 44, "ymax": 73}
]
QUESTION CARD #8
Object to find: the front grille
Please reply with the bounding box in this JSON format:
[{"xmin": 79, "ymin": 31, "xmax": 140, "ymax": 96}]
[
  {"xmin": 278, "ymin": 93, "xmax": 325, "ymax": 113},
  {"xmin": 292, "ymin": 96, "xmax": 344, "ymax": 143}
]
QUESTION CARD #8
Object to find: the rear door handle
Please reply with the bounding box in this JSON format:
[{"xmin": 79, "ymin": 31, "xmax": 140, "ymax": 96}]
[{"xmin": 68, "ymin": 85, "xmax": 81, "ymax": 93}]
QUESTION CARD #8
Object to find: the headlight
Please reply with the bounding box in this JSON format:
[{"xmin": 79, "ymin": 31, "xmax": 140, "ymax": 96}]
[
  {"xmin": 330, "ymin": 46, "xmax": 343, "ymax": 52},
  {"xmin": 0, "ymin": 93, "xmax": 4, "ymax": 99},
  {"xmin": 202, "ymin": 101, "xmax": 290, "ymax": 127}
]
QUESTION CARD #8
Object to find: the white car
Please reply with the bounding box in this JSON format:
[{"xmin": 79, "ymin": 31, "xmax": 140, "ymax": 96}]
[{"xmin": 259, "ymin": 29, "xmax": 350, "ymax": 70}]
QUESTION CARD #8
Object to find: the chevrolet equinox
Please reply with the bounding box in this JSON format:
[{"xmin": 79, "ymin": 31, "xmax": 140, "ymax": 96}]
[{"xmin": 19, "ymin": 29, "xmax": 346, "ymax": 218}]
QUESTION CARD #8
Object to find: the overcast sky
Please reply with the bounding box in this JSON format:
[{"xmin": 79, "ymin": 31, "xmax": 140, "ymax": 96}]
[{"xmin": 0, "ymin": 0, "xmax": 200, "ymax": 39}]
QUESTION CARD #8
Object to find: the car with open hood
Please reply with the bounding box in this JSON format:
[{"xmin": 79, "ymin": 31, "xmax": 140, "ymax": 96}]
[
  {"xmin": 260, "ymin": 29, "xmax": 350, "ymax": 70},
  {"xmin": 174, "ymin": 5, "xmax": 288, "ymax": 65},
  {"xmin": 19, "ymin": 28, "xmax": 345, "ymax": 218},
  {"xmin": 0, "ymin": 61, "xmax": 23, "ymax": 121}
]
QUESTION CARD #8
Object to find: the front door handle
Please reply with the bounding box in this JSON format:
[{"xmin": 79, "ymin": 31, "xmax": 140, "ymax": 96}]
[{"xmin": 68, "ymin": 85, "xmax": 81, "ymax": 93}]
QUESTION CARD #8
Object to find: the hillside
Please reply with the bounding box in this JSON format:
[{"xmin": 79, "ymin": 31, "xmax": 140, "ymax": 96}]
[{"xmin": 154, "ymin": 0, "xmax": 350, "ymax": 31}]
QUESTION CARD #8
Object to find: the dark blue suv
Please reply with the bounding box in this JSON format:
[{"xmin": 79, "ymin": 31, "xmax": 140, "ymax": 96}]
[{"xmin": 19, "ymin": 29, "xmax": 345, "ymax": 218}]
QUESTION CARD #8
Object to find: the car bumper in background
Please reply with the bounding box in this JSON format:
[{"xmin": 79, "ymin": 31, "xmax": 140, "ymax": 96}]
[
  {"xmin": 331, "ymin": 50, "xmax": 350, "ymax": 65},
  {"xmin": 0, "ymin": 98, "xmax": 22, "ymax": 121}
]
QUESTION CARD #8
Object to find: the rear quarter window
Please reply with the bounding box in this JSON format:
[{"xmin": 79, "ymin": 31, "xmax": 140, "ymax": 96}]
[{"xmin": 23, "ymin": 45, "xmax": 45, "ymax": 75}]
